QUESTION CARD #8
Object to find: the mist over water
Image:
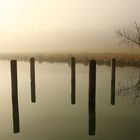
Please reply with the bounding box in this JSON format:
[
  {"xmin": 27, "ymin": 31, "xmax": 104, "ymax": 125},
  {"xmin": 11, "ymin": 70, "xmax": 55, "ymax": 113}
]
[
  {"xmin": 0, "ymin": 0, "xmax": 140, "ymax": 54},
  {"xmin": 0, "ymin": 30, "xmax": 115, "ymax": 53},
  {"xmin": 0, "ymin": 0, "xmax": 140, "ymax": 139}
]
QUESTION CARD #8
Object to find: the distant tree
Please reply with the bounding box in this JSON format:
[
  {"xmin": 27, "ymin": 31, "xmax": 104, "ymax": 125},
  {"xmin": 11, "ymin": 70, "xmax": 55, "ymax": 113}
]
[{"xmin": 116, "ymin": 22, "xmax": 140, "ymax": 47}]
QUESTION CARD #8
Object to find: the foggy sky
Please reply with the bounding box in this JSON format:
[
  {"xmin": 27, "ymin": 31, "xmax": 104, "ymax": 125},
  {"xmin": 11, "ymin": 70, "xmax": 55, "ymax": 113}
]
[{"xmin": 0, "ymin": 0, "xmax": 140, "ymax": 53}]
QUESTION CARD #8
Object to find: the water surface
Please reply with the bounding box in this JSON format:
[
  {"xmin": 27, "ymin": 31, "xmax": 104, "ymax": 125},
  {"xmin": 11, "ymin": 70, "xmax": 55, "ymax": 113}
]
[{"xmin": 0, "ymin": 61, "xmax": 140, "ymax": 140}]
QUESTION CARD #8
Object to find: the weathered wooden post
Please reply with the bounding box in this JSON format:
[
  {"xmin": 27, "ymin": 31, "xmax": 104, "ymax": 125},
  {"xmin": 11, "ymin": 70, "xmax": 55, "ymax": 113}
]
[
  {"xmin": 88, "ymin": 101, "xmax": 96, "ymax": 136},
  {"xmin": 71, "ymin": 57, "xmax": 76, "ymax": 104},
  {"xmin": 30, "ymin": 57, "xmax": 36, "ymax": 102},
  {"xmin": 88, "ymin": 60, "xmax": 96, "ymax": 135},
  {"xmin": 10, "ymin": 60, "xmax": 20, "ymax": 133},
  {"xmin": 111, "ymin": 58, "xmax": 116, "ymax": 105}
]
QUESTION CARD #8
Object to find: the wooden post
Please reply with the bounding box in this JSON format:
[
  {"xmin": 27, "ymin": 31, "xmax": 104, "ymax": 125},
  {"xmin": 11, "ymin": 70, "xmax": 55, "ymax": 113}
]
[
  {"xmin": 89, "ymin": 60, "xmax": 96, "ymax": 102},
  {"xmin": 30, "ymin": 57, "xmax": 36, "ymax": 102},
  {"xmin": 88, "ymin": 101, "xmax": 96, "ymax": 136},
  {"xmin": 71, "ymin": 57, "xmax": 76, "ymax": 104},
  {"xmin": 111, "ymin": 58, "xmax": 116, "ymax": 105},
  {"xmin": 88, "ymin": 60, "xmax": 96, "ymax": 135},
  {"xmin": 10, "ymin": 60, "xmax": 20, "ymax": 133}
]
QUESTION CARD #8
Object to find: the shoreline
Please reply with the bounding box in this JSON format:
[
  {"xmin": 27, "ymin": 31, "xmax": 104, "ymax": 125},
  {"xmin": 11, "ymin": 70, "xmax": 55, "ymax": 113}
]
[{"xmin": 0, "ymin": 52, "xmax": 140, "ymax": 67}]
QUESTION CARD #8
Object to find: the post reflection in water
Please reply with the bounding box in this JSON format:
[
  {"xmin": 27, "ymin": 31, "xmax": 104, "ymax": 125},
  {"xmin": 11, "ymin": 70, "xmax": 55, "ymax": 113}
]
[
  {"xmin": 88, "ymin": 60, "xmax": 96, "ymax": 136},
  {"xmin": 111, "ymin": 58, "xmax": 116, "ymax": 105},
  {"xmin": 30, "ymin": 57, "xmax": 36, "ymax": 102},
  {"xmin": 71, "ymin": 57, "xmax": 76, "ymax": 104},
  {"xmin": 10, "ymin": 60, "xmax": 20, "ymax": 133},
  {"xmin": 4, "ymin": 59, "xmax": 140, "ymax": 139}
]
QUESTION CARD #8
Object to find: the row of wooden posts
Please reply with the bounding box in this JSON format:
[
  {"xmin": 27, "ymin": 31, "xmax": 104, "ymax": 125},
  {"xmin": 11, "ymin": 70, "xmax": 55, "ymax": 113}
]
[
  {"xmin": 71, "ymin": 57, "xmax": 116, "ymax": 135},
  {"xmin": 10, "ymin": 57, "xmax": 116, "ymax": 135},
  {"xmin": 11, "ymin": 58, "xmax": 36, "ymax": 133}
]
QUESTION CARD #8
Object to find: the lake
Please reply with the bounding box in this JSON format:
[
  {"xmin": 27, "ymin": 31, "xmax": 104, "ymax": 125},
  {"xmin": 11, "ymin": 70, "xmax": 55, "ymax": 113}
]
[{"xmin": 0, "ymin": 60, "xmax": 140, "ymax": 140}]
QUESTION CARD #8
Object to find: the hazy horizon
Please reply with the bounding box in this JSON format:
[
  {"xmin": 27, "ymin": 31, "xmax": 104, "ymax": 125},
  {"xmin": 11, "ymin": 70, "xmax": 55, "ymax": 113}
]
[{"xmin": 0, "ymin": 0, "xmax": 140, "ymax": 53}]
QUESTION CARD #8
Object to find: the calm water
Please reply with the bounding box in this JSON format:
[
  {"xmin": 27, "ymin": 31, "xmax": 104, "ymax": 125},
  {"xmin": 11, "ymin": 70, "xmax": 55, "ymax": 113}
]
[{"xmin": 0, "ymin": 61, "xmax": 140, "ymax": 140}]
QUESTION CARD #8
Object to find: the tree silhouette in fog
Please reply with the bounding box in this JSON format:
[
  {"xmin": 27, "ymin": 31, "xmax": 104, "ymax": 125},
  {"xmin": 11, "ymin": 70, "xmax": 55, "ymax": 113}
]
[{"xmin": 116, "ymin": 22, "xmax": 140, "ymax": 47}]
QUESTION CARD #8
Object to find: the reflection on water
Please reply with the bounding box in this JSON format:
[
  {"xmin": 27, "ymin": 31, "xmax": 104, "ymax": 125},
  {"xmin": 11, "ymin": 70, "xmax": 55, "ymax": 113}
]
[
  {"xmin": 117, "ymin": 74, "xmax": 140, "ymax": 104},
  {"xmin": 0, "ymin": 60, "xmax": 140, "ymax": 140}
]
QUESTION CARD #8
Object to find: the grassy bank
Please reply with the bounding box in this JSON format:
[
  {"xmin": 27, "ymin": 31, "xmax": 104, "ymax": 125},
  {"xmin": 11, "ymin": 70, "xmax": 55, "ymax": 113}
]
[{"xmin": 0, "ymin": 53, "xmax": 140, "ymax": 67}]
